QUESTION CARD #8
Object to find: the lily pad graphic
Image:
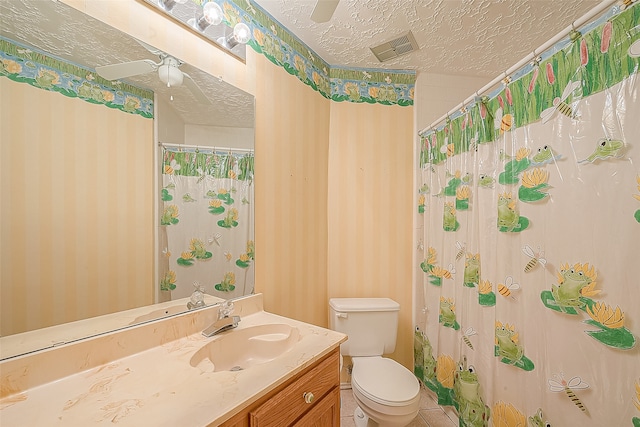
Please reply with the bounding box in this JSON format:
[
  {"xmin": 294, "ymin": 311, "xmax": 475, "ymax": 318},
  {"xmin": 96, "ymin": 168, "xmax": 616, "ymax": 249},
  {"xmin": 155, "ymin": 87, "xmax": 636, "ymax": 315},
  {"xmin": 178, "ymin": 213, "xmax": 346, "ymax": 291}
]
[
  {"xmin": 498, "ymin": 216, "xmax": 529, "ymax": 232},
  {"xmin": 214, "ymin": 283, "xmax": 236, "ymax": 292},
  {"xmin": 439, "ymin": 316, "xmax": 460, "ymax": 331},
  {"xmin": 236, "ymin": 259, "xmax": 251, "ymax": 268},
  {"xmin": 208, "ymin": 206, "xmax": 225, "ymax": 215},
  {"xmin": 499, "ymin": 158, "xmax": 530, "ymax": 185},
  {"xmin": 518, "ymin": 184, "xmax": 549, "ymax": 202},
  {"xmin": 177, "ymin": 257, "xmax": 195, "ymax": 266},
  {"xmin": 635, "ymin": 209, "xmax": 640, "ymax": 223},
  {"xmin": 479, "ymin": 292, "xmax": 496, "ymax": 307},
  {"xmin": 455, "ymin": 198, "xmax": 469, "ymax": 210},
  {"xmin": 429, "ymin": 275, "xmax": 443, "ymax": 286},
  {"xmin": 161, "ymin": 188, "xmax": 173, "ymax": 201},
  {"xmin": 583, "ymin": 320, "xmax": 636, "ymax": 350},
  {"xmin": 217, "ymin": 219, "xmax": 239, "ymax": 228},
  {"xmin": 494, "ymin": 346, "xmax": 535, "ymax": 371}
]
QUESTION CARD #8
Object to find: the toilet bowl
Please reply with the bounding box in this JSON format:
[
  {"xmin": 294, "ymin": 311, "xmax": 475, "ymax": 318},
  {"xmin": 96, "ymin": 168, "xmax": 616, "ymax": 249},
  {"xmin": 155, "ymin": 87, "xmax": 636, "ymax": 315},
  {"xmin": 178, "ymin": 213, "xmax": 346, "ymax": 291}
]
[
  {"xmin": 329, "ymin": 298, "xmax": 420, "ymax": 427},
  {"xmin": 350, "ymin": 356, "xmax": 420, "ymax": 427}
]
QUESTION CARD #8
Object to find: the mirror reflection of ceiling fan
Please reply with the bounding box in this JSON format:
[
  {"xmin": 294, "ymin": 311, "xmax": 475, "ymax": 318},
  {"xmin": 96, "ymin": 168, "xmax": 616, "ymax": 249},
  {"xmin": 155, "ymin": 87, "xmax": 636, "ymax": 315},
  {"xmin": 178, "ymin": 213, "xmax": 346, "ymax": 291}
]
[
  {"xmin": 95, "ymin": 40, "xmax": 211, "ymax": 105},
  {"xmin": 310, "ymin": 0, "xmax": 341, "ymax": 23}
]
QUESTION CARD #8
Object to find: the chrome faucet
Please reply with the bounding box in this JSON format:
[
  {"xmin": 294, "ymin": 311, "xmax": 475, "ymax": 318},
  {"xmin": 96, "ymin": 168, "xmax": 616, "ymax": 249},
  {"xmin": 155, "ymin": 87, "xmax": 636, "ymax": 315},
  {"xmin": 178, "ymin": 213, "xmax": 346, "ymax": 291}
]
[{"xmin": 202, "ymin": 300, "xmax": 241, "ymax": 337}]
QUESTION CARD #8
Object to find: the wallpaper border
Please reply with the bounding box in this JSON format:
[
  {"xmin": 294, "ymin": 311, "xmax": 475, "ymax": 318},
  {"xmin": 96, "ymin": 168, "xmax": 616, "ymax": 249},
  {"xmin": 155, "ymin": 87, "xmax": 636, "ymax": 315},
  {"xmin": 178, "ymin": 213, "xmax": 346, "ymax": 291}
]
[{"xmin": 0, "ymin": 37, "xmax": 154, "ymax": 119}]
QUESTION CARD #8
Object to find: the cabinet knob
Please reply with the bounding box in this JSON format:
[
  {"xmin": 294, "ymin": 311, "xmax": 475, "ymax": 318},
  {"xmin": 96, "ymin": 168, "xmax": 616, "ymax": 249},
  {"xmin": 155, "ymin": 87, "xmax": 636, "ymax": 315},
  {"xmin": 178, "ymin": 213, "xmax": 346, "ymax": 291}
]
[{"xmin": 303, "ymin": 392, "xmax": 314, "ymax": 404}]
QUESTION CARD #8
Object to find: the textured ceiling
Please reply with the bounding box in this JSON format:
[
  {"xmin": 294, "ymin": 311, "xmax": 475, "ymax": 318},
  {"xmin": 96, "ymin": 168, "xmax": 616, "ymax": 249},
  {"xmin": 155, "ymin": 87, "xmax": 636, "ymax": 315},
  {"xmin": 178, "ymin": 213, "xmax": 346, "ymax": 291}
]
[
  {"xmin": 0, "ymin": 0, "xmax": 254, "ymax": 128},
  {"xmin": 252, "ymin": 0, "xmax": 603, "ymax": 78}
]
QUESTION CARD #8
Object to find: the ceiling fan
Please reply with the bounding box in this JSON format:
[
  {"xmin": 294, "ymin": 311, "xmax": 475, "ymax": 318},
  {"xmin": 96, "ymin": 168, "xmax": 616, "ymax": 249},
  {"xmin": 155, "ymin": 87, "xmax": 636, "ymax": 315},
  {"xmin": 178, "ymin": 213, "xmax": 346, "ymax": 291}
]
[
  {"xmin": 310, "ymin": 0, "xmax": 340, "ymax": 23},
  {"xmin": 95, "ymin": 42, "xmax": 211, "ymax": 105}
]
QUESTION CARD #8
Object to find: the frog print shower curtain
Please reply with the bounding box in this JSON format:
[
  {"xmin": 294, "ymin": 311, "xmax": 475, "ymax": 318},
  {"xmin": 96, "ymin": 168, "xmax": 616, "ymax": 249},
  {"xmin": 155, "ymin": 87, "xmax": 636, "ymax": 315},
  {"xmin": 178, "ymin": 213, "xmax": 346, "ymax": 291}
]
[
  {"xmin": 159, "ymin": 148, "xmax": 254, "ymax": 301},
  {"xmin": 414, "ymin": 4, "xmax": 640, "ymax": 427}
]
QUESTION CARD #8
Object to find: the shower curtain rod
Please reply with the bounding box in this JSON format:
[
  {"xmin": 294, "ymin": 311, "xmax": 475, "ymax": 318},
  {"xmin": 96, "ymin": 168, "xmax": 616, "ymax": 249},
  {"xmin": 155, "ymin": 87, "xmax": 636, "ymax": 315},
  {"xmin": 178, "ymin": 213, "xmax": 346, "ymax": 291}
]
[
  {"xmin": 160, "ymin": 142, "xmax": 254, "ymax": 153},
  {"xmin": 418, "ymin": 0, "xmax": 618, "ymax": 136}
]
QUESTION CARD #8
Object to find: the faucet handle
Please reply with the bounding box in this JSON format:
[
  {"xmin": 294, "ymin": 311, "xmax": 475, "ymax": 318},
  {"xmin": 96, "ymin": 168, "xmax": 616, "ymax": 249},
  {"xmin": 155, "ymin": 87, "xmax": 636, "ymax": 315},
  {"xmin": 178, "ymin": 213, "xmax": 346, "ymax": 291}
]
[{"xmin": 218, "ymin": 300, "xmax": 234, "ymax": 318}]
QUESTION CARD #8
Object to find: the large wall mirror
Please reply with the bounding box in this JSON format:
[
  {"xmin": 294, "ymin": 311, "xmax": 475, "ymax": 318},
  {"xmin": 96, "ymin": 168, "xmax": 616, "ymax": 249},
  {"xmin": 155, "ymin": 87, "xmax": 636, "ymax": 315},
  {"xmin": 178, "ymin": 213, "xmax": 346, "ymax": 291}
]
[{"xmin": 0, "ymin": 0, "xmax": 255, "ymax": 359}]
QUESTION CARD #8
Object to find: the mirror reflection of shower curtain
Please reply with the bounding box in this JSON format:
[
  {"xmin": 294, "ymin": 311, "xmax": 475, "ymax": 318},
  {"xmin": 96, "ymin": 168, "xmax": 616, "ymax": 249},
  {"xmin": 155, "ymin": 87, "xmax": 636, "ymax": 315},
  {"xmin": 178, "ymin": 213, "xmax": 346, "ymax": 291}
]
[
  {"xmin": 414, "ymin": 6, "xmax": 639, "ymax": 427},
  {"xmin": 159, "ymin": 147, "xmax": 254, "ymax": 300}
]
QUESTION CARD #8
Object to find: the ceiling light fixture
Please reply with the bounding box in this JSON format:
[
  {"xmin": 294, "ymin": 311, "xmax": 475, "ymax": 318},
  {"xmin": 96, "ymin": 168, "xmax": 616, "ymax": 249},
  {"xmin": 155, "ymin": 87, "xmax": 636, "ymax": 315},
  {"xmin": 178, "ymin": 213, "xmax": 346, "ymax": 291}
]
[
  {"xmin": 158, "ymin": 0, "xmax": 187, "ymax": 12},
  {"xmin": 158, "ymin": 57, "xmax": 184, "ymax": 87},
  {"xmin": 219, "ymin": 22, "xmax": 251, "ymax": 49},
  {"xmin": 143, "ymin": 0, "xmax": 250, "ymax": 60},
  {"xmin": 193, "ymin": 1, "xmax": 223, "ymax": 31}
]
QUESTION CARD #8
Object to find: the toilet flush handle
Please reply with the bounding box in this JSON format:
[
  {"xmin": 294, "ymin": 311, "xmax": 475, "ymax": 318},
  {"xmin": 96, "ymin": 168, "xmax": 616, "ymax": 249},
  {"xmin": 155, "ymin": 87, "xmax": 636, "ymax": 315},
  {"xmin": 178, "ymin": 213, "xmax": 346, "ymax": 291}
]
[{"xmin": 336, "ymin": 313, "xmax": 348, "ymax": 319}]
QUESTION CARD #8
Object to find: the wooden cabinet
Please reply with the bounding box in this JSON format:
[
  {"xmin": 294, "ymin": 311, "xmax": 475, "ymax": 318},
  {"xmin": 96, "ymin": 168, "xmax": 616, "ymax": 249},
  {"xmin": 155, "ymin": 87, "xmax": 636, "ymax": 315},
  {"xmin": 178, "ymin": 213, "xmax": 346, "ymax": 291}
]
[{"xmin": 219, "ymin": 348, "xmax": 340, "ymax": 427}]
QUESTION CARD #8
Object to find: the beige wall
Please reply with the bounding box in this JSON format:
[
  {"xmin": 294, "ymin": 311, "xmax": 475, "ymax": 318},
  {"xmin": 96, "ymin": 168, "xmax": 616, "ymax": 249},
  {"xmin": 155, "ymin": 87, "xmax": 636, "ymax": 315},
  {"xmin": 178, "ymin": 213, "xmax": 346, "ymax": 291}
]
[
  {"xmin": 415, "ymin": 72, "xmax": 489, "ymax": 132},
  {"xmin": 327, "ymin": 101, "xmax": 414, "ymax": 368},
  {"xmin": 0, "ymin": 79, "xmax": 154, "ymax": 335},
  {"xmin": 253, "ymin": 55, "xmax": 331, "ymax": 327}
]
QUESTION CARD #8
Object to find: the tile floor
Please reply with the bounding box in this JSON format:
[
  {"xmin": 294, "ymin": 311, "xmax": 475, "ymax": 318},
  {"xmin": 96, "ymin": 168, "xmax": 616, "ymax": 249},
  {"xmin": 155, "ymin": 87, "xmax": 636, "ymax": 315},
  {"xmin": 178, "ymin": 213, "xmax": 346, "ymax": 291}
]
[{"xmin": 340, "ymin": 385, "xmax": 458, "ymax": 427}]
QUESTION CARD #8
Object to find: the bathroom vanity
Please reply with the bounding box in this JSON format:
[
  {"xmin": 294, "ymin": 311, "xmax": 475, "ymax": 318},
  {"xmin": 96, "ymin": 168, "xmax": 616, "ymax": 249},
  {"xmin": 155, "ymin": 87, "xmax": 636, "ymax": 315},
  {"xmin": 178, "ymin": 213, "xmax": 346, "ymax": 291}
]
[{"xmin": 0, "ymin": 294, "xmax": 346, "ymax": 426}]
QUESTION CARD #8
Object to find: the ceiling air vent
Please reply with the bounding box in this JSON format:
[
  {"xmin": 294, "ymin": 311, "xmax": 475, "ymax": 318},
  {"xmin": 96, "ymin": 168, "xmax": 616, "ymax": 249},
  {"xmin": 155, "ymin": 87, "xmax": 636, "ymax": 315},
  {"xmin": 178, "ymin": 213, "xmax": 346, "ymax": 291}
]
[{"xmin": 370, "ymin": 31, "xmax": 419, "ymax": 62}]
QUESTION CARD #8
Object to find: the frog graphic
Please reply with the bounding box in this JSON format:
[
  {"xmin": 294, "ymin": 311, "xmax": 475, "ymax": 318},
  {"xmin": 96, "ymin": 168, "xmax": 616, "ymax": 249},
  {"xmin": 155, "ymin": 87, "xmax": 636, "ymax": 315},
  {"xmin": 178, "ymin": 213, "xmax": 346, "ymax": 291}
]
[
  {"xmin": 453, "ymin": 356, "xmax": 490, "ymax": 427},
  {"xmin": 443, "ymin": 202, "xmax": 460, "ymax": 231},
  {"xmin": 497, "ymin": 193, "xmax": 519, "ymax": 229},
  {"xmin": 530, "ymin": 145, "xmax": 561, "ymax": 166},
  {"xmin": 478, "ymin": 174, "xmax": 495, "ymax": 188},
  {"xmin": 579, "ymin": 138, "xmax": 625, "ymax": 163},
  {"xmin": 495, "ymin": 322, "xmax": 523, "ymax": 363},
  {"xmin": 463, "ymin": 253, "xmax": 480, "ymax": 288},
  {"xmin": 497, "ymin": 192, "xmax": 529, "ymax": 232},
  {"xmin": 494, "ymin": 322, "xmax": 535, "ymax": 370},
  {"xmin": 182, "ymin": 193, "xmax": 197, "ymax": 202},
  {"xmin": 528, "ymin": 408, "xmax": 551, "ymax": 427},
  {"xmin": 439, "ymin": 297, "xmax": 460, "ymax": 330},
  {"xmin": 414, "ymin": 327, "xmax": 437, "ymax": 386},
  {"xmin": 551, "ymin": 262, "xmax": 599, "ymax": 310}
]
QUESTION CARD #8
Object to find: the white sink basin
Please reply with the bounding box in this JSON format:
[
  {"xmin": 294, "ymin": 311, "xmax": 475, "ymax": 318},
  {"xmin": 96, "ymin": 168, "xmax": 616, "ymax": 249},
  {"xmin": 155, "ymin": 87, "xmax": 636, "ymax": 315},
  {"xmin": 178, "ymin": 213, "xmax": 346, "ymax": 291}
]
[{"xmin": 190, "ymin": 323, "xmax": 300, "ymax": 372}]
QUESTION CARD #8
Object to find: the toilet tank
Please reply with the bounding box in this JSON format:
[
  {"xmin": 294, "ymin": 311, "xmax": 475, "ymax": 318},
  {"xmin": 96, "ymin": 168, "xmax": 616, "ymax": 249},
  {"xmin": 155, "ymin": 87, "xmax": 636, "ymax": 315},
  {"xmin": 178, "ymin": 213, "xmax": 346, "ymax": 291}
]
[{"xmin": 329, "ymin": 298, "xmax": 400, "ymax": 357}]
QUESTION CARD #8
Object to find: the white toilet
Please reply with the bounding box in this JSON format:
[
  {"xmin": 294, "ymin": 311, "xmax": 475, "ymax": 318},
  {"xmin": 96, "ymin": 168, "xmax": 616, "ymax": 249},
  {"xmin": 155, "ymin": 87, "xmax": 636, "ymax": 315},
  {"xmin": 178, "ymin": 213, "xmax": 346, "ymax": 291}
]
[{"xmin": 329, "ymin": 298, "xmax": 421, "ymax": 427}]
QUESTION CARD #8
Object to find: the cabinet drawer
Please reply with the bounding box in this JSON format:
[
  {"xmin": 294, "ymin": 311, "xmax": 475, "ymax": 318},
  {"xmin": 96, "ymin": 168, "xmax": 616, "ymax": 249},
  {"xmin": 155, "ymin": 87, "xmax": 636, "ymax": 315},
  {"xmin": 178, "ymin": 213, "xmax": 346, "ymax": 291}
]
[{"xmin": 249, "ymin": 350, "xmax": 339, "ymax": 427}]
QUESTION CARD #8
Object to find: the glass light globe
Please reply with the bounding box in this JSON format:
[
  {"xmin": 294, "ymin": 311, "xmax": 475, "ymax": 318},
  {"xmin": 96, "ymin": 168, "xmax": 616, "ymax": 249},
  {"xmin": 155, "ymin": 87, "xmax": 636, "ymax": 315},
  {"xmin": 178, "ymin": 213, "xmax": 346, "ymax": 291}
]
[
  {"xmin": 232, "ymin": 22, "xmax": 251, "ymax": 44},
  {"xmin": 203, "ymin": 2, "xmax": 223, "ymax": 26}
]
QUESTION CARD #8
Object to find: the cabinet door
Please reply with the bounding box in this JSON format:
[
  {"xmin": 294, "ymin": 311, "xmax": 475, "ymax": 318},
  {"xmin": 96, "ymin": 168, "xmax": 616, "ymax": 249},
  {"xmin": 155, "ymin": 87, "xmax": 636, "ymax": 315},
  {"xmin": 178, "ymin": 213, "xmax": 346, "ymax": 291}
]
[
  {"xmin": 250, "ymin": 351, "xmax": 339, "ymax": 427},
  {"xmin": 294, "ymin": 387, "xmax": 340, "ymax": 427}
]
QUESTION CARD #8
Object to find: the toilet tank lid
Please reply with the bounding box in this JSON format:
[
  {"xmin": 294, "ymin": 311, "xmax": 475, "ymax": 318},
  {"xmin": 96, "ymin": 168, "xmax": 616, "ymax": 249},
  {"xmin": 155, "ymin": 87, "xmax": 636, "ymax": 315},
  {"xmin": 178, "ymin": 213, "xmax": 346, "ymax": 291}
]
[{"xmin": 329, "ymin": 298, "xmax": 399, "ymax": 312}]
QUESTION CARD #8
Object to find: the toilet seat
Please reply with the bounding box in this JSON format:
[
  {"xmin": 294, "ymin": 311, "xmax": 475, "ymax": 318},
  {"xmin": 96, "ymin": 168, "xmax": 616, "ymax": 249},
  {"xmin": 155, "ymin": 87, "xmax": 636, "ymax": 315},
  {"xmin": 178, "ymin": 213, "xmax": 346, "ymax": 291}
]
[{"xmin": 351, "ymin": 356, "xmax": 420, "ymax": 407}]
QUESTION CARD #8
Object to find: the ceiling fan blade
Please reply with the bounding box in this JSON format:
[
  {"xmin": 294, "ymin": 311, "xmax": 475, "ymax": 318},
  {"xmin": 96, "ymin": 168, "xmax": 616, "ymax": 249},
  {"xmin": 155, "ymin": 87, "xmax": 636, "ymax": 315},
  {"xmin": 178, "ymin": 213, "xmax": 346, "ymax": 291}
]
[
  {"xmin": 95, "ymin": 59, "xmax": 157, "ymax": 81},
  {"xmin": 182, "ymin": 73, "xmax": 212, "ymax": 105},
  {"xmin": 310, "ymin": 0, "xmax": 340, "ymax": 23}
]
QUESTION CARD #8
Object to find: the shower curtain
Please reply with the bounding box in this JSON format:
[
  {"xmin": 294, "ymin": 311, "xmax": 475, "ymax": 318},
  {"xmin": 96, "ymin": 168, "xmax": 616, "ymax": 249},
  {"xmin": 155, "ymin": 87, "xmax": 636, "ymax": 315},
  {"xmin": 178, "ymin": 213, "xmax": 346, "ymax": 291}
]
[
  {"xmin": 159, "ymin": 147, "xmax": 254, "ymax": 301},
  {"xmin": 414, "ymin": 5, "xmax": 639, "ymax": 427}
]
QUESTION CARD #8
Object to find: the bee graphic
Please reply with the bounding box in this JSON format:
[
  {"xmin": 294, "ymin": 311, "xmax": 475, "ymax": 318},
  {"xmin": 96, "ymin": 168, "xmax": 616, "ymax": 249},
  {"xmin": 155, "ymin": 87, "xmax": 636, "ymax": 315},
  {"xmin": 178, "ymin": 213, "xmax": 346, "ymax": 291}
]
[
  {"xmin": 548, "ymin": 373, "xmax": 589, "ymax": 413},
  {"xmin": 165, "ymin": 159, "xmax": 181, "ymax": 174},
  {"xmin": 522, "ymin": 245, "xmax": 547, "ymax": 272},
  {"xmin": 444, "ymin": 263, "xmax": 456, "ymax": 279},
  {"xmin": 455, "ymin": 241, "xmax": 466, "ymax": 261},
  {"xmin": 224, "ymin": 251, "xmax": 232, "ymax": 261},
  {"xmin": 162, "ymin": 247, "xmax": 171, "ymax": 258},
  {"xmin": 540, "ymin": 80, "xmax": 581, "ymax": 123},
  {"xmin": 417, "ymin": 239, "xmax": 425, "ymax": 252},
  {"xmin": 618, "ymin": 0, "xmax": 636, "ymax": 10},
  {"xmin": 497, "ymin": 276, "xmax": 520, "ymax": 299},
  {"xmin": 462, "ymin": 327, "xmax": 477, "ymax": 350}
]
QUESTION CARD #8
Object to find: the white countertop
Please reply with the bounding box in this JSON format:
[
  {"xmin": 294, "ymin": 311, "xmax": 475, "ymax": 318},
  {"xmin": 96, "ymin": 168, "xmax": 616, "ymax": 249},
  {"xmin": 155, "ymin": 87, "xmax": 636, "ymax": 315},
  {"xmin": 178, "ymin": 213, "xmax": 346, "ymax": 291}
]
[{"xmin": 0, "ymin": 295, "xmax": 346, "ymax": 426}]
